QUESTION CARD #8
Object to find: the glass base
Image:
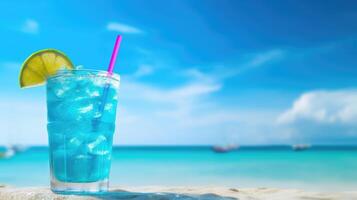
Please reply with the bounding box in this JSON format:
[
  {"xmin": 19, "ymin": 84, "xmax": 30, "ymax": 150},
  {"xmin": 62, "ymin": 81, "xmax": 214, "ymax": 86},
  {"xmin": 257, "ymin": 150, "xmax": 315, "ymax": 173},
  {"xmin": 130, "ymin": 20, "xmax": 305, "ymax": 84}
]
[{"xmin": 51, "ymin": 179, "xmax": 108, "ymax": 194}]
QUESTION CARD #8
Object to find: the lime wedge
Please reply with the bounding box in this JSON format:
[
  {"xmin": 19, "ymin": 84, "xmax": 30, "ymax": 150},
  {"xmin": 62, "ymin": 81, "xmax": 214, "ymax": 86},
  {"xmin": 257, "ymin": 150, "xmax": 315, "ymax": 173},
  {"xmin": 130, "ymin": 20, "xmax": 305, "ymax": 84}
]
[{"xmin": 19, "ymin": 49, "xmax": 74, "ymax": 88}]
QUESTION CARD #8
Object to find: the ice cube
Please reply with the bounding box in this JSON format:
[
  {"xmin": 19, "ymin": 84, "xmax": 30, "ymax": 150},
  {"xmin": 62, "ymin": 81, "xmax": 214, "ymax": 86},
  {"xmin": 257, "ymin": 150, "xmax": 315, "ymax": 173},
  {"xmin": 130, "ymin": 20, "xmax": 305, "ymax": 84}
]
[
  {"xmin": 53, "ymin": 98, "xmax": 98, "ymax": 121},
  {"xmin": 85, "ymin": 88, "xmax": 100, "ymax": 97},
  {"xmin": 104, "ymin": 87, "xmax": 118, "ymax": 101},
  {"xmin": 66, "ymin": 136, "xmax": 84, "ymax": 149},
  {"xmin": 48, "ymin": 100, "xmax": 80, "ymax": 121},
  {"xmin": 93, "ymin": 111, "xmax": 102, "ymax": 119},
  {"xmin": 113, "ymin": 93, "xmax": 119, "ymax": 100},
  {"xmin": 68, "ymin": 154, "xmax": 96, "ymax": 182},
  {"xmin": 87, "ymin": 135, "xmax": 109, "ymax": 156},
  {"xmin": 79, "ymin": 104, "xmax": 93, "ymax": 113},
  {"xmin": 104, "ymin": 103, "xmax": 113, "ymax": 111},
  {"xmin": 47, "ymin": 76, "xmax": 77, "ymax": 99},
  {"xmin": 92, "ymin": 77, "xmax": 107, "ymax": 87},
  {"xmin": 99, "ymin": 102, "xmax": 117, "ymax": 123},
  {"xmin": 77, "ymin": 99, "xmax": 102, "ymax": 120},
  {"xmin": 48, "ymin": 122, "xmax": 76, "ymax": 145}
]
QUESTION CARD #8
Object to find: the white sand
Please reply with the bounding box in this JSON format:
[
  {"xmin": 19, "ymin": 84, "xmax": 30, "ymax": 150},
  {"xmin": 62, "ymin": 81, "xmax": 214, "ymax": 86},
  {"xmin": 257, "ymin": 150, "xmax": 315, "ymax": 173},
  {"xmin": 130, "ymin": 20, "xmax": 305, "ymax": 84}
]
[{"xmin": 0, "ymin": 186, "xmax": 357, "ymax": 200}]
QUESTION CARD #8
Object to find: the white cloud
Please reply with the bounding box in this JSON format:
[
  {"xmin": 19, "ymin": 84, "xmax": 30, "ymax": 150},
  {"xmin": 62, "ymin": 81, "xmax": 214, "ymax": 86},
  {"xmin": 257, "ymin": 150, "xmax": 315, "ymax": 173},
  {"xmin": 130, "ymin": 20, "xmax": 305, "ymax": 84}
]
[
  {"xmin": 201, "ymin": 49, "xmax": 285, "ymax": 81},
  {"xmin": 276, "ymin": 89, "xmax": 357, "ymax": 144},
  {"xmin": 21, "ymin": 19, "xmax": 39, "ymax": 34},
  {"xmin": 182, "ymin": 68, "xmax": 216, "ymax": 83},
  {"xmin": 116, "ymin": 84, "xmax": 285, "ymax": 145},
  {"xmin": 277, "ymin": 90, "xmax": 357, "ymax": 125},
  {"xmin": 107, "ymin": 22, "xmax": 142, "ymax": 34},
  {"xmin": 121, "ymin": 77, "xmax": 221, "ymax": 106},
  {"xmin": 115, "ymin": 68, "xmax": 290, "ymax": 145},
  {"xmin": 134, "ymin": 65, "xmax": 153, "ymax": 77},
  {"xmin": 128, "ymin": 86, "xmax": 356, "ymax": 145},
  {"xmin": 247, "ymin": 49, "xmax": 284, "ymax": 67},
  {"xmin": 113, "ymin": 73, "xmax": 235, "ymax": 145},
  {"xmin": 110, "ymin": 50, "xmax": 289, "ymax": 144}
]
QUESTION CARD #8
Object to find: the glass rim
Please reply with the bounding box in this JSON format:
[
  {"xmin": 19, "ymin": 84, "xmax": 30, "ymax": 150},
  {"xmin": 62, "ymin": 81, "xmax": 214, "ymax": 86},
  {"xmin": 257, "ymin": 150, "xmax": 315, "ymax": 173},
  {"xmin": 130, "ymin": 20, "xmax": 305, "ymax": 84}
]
[{"xmin": 47, "ymin": 69, "xmax": 120, "ymax": 82}]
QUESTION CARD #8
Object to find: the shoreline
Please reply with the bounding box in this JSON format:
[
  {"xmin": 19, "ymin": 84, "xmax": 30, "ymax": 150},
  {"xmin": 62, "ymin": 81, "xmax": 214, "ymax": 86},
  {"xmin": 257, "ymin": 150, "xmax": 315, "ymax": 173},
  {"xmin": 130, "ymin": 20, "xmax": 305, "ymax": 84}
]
[{"xmin": 0, "ymin": 186, "xmax": 356, "ymax": 200}]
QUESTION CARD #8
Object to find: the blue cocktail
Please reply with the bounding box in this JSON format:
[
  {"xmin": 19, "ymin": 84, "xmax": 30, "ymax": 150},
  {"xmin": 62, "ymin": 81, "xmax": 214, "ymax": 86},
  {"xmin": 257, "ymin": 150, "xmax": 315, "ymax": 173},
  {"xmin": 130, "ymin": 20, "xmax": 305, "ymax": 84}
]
[{"xmin": 46, "ymin": 69, "xmax": 120, "ymax": 193}]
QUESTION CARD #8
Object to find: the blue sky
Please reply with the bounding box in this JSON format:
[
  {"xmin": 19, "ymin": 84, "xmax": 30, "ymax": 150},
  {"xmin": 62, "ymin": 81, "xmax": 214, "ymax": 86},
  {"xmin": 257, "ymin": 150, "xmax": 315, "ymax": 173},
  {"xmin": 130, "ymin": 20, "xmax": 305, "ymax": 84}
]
[{"xmin": 0, "ymin": 0, "xmax": 357, "ymax": 145}]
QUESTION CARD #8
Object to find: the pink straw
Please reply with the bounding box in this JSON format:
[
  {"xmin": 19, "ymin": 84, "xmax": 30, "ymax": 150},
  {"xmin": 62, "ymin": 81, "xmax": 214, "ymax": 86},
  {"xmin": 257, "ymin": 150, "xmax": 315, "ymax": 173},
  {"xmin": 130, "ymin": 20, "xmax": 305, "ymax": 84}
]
[
  {"xmin": 107, "ymin": 35, "xmax": 122, "ymax": 74},
  {"xmin": 92, "ymin": 35, "xmax": 122, "ymax": 130}
]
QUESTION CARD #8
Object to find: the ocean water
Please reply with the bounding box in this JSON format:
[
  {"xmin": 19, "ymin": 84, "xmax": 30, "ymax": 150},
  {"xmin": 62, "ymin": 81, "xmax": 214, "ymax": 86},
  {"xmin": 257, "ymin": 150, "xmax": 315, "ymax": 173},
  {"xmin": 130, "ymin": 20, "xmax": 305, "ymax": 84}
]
[{"xmin": 1, "ymin": 146, "xmax": 357, "ymax": 191}]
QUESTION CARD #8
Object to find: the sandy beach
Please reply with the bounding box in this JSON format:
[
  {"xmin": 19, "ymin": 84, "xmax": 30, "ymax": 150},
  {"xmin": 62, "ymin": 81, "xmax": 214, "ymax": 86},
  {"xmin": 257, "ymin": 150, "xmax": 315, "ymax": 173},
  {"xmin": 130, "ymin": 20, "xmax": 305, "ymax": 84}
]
[{"xmin": 0, "ymin": 185, "xmax": 357, "ymax": 200}]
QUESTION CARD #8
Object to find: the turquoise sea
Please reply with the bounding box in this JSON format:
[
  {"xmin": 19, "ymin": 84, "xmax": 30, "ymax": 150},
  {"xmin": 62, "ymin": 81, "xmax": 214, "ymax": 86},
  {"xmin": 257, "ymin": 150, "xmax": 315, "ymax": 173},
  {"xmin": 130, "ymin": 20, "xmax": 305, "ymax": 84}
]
[{"xmin": 1, "ymin": 146, "xmax": 357, "ymax": 191}]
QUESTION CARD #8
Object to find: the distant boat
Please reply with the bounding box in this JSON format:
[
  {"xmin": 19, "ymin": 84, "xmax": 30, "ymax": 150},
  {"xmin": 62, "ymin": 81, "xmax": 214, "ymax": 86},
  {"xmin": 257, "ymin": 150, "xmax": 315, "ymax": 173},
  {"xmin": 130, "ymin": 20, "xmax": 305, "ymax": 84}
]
[
  {"xmin": 0, "ymin": 147, "xmax": 15, "ymax": 158},
  {"xmin": 212, "ymin": 144, "xmax": 239, "ymax": 153},
  {"xmin": 292, "ymin": 144, "xmax": 311, "ymax": 151},
  {"xmin": 0, "ymin": 145, "xmax": 28, "ymax": 159},
  {"xmin": 12, "ymin": 144, "xmax": 28, "ymax": 153}
]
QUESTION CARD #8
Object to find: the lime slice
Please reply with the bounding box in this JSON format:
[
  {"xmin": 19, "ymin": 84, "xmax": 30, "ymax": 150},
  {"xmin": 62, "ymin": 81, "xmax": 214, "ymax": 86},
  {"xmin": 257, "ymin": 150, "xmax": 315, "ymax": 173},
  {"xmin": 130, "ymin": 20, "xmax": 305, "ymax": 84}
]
[{"xmin": 19, "ymin": 49, "xmax": 74, "ymax": 88}]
